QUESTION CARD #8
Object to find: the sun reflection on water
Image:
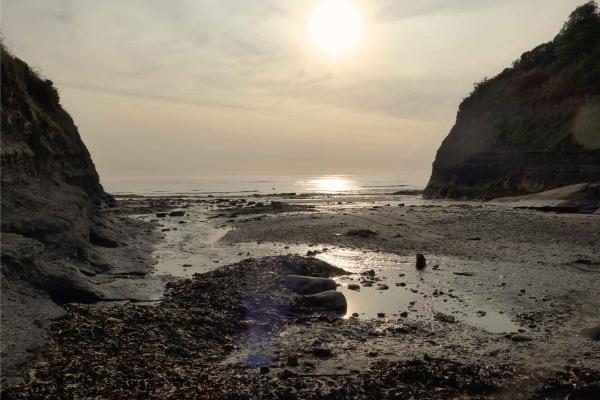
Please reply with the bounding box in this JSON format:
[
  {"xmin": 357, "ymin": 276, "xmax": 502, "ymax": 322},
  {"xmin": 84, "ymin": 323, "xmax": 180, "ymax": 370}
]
[{"xmin": 302, "ymin": 176, "xmax": 357, "ymax": 193}]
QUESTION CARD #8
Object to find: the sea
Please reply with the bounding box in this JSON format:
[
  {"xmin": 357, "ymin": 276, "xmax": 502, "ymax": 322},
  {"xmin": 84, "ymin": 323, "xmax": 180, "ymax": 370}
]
[{"xmin": 102, "ymin": 175, "xmax": 426, "ymax": 197}]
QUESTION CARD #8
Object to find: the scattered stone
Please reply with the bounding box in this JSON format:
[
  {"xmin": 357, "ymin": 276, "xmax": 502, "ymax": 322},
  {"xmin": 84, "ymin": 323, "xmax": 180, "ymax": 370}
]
[
  {"xmin": 259, "ymin": 366, "xmax": 270, "ymax": 374},
  {"xmin": 510, "ymin": 334, "xmax": 533, "ymax": 342},
  {"xmin": 347, "ymin": 283, "xmax": 360, "ymax": 291},
  {"xmin": 377, "ymin": 312, "xmax": 386, "ymax": 318},
  {"xmin": 434, "ymin": 312, "xmax": 456, "ymax": 323},
  {"xmin": 376, "ymin": 283, "xmax": 389, "ymax": 290},
  {"xmin": 346, "ymin": 229, "xmax": 378, "ymax": 238},
  {"xmin": 312, "ymin": 348, "xmax": 333, "ymax": 358},
  {"xmin": 287, "ymin": 356, "xmax": 299, "ymax": 367},
  {"xmin": 156, "ymin": 212, "xmax": 167, "ymax": 218},
  {"xmin": 169, "ymin": 210, "xmax": 186, "ymax": 217}
]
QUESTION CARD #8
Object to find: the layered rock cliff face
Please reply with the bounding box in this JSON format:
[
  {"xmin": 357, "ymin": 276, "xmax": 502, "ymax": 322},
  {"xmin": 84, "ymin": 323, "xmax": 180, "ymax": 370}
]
[
  {"xmin": 424, "ymin": 2, "xmax": 600, "ymax": 199},
  {"xmin": 1, "ymin": 45, "xmax": 118, "ymax": 299},
  {"xmin": 1, "ymin": 46, "xmax": 154, "ymax": 384}
]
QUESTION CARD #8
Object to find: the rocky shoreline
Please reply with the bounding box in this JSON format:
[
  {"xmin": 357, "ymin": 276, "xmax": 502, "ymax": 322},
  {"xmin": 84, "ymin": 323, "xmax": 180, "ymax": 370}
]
[
  {"xmin": 3, "ymin": 194, "xmax": 599, "ymax": 398},
  {"xmin": 3, "ymin": 251, "xmax": 599, "ymax": 398}
]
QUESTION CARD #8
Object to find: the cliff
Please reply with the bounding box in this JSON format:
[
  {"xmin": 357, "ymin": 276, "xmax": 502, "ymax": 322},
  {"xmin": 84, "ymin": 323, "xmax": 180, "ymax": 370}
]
[
  {"xmin": 1, "ymin": 44, "xmax": 118, "ymax": 299},
  {"xmin": 424, "ymin": 2, "xmax": 600, "ymax": 199},
  {"xmin": 0, "ymin": 46, "xmax": 155, "ymax": 385}
]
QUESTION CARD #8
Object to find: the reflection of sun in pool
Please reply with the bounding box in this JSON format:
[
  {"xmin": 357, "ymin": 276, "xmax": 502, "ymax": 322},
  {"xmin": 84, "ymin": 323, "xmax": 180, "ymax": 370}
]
[
  {"xmin": 307, "ymin": 176, "xmax": 355, "ymax": 192},
  {"xmin": 308, "ymin": 0, "xmax": 364, "ymax": 57}
]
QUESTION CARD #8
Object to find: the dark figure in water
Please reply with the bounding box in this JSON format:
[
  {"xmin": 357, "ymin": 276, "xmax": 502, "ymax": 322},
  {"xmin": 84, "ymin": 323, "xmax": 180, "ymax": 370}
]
[{"xmin": 416, "ymin": 253, "xmax": 427, "ymax": 270}]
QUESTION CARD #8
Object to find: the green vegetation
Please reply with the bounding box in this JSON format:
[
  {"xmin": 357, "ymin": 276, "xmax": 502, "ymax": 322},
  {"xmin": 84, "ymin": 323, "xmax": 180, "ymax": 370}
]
[
  {"xmin": 460, "ymin": 1, "xmax": 600, "ymax": 152},
  {"xmin": 1, "ymin": 44, "xmax": 63, "ymax": 134}
]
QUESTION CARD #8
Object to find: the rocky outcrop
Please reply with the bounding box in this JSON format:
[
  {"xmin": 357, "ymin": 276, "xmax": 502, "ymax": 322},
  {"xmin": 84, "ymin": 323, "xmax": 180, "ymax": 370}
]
[
  {"xmin": 424, "ymin": 2, "xmax": 600, "ymax": 199},
  {"xmin": 0, "ymin": 46, "xmax": 155, "ymax": 384},
  {"xmin": 1, "ymin": 44, "xmax": 118, "ymax": 298},
  {"xmin": 490, "ymin": 182, "xmax": 600, "ymax": 213}
]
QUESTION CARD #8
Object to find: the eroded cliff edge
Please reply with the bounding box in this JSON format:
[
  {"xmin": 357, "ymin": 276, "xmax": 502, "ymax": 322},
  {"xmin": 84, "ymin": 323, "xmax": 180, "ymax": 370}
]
[
  {"xmin": 424, "ymin": 2, "xmax": 600, "ymax": 199},
  {"xmin": 0, "ymin": 46, "xmax": 157, "ymax": 384}
]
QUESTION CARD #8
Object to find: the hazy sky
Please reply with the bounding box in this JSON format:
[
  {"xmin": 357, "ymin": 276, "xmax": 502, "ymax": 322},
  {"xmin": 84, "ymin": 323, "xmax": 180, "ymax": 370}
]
[{"xmin": 1, "ymin": 0, "xmax": 584, "ymax": 184}]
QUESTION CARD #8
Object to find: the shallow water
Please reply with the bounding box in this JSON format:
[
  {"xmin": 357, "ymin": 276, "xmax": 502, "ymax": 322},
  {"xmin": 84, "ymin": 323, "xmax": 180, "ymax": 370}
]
[
  {"xmin": 318, "ymin": 249, "xmax": 523, "ymax": 333},
  {"xmin": 145, "ymin": 203, "xmax": 523, "ymax": 334}
]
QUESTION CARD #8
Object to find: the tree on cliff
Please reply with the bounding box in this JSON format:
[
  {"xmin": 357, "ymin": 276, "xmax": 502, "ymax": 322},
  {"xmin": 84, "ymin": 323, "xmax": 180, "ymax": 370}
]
[{"xmin": 555, "ymin": 1, "xmax": 600, "ymax": 89}]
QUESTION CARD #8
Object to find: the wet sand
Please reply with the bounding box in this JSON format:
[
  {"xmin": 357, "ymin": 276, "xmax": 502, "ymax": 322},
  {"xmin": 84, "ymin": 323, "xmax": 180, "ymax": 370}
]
[{"xmin": 142, "ymin": 193, "xmax": 600, "ymax": 372}]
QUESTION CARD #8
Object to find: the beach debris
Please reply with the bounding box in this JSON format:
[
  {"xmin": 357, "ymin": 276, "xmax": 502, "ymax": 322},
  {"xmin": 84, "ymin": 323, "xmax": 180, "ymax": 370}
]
[
  {"xmin": 416, "ymin": 253, "xmax": 427, "ymax": 270},
  {"xmin": 453, "ymin": 271, "xmax": 475, "ymax": 276}
]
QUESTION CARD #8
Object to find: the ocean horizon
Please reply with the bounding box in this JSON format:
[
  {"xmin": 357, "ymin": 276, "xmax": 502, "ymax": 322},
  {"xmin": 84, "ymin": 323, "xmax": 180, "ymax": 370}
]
[{"xmin": 102, "ymin": 174, "xmax": 427, "ymax": 196}]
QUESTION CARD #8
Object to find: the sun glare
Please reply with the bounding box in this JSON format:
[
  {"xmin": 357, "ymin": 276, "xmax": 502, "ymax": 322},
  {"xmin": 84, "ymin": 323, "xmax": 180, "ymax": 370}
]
[
  {"xmin": 306, "ymin": 176, "xmax": 356, "ymax": 192},
  {"xmin": 308, "ymin": 0, "xmax": 364, "ymax": 57}
]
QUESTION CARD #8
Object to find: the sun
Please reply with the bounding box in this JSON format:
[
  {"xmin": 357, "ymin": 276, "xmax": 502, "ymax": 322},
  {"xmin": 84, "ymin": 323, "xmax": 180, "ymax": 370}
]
[{"xmin": 308, "ymin": 0, "xmax": 364, "ymax": 57}]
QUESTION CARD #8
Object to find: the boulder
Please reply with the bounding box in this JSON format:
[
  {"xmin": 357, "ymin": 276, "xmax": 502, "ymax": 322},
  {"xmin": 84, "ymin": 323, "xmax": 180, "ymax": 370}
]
[
  {"xmin": 581, "ymin": 324, "xmax": 600, "ymax": 341},
  {"xmin": 304, "ymin": 290, "xmax": 347, "ymax": 312},
  {"xmin": 416, "ymin": 254, "xmax": 427, "ymax": 270},
  {"xmin": 285, "ymin": 275, "xmax": 337, "ymax": 294}
]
